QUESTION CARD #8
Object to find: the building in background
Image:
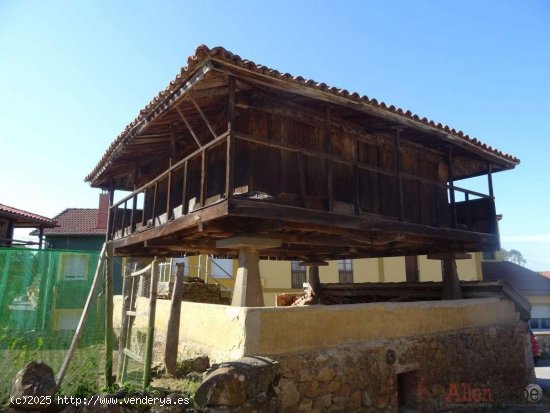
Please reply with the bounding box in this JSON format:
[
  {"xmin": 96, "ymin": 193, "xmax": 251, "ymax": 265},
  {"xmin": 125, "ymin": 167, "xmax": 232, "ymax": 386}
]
[
  {"xmin": 0, "ymin": 203, "xmax": 56, "ymax": 247},
  {"xmin": 30, "ymin": 193, "xmax": 122, "ymax": 293}
]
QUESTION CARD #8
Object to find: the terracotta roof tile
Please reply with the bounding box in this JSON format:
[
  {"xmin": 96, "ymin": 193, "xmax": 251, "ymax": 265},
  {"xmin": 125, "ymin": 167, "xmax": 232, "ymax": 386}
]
[
  {"xmin": 86, "ymin": 45, "xmax": 520, "ymax": 184},
  {"xmin": 0, "ymin": 203, "xmax": 56, "ymax": 227},
  {"xmin": 31, "ymin": 208, "xmax": 106, "ymax": 236}
]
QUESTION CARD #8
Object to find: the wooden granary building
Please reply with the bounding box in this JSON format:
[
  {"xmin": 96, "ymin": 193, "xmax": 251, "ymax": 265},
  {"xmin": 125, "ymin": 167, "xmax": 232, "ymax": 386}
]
[{"xmin": 86, "ymin": 45, "xmax": 518, "ymax": 306}]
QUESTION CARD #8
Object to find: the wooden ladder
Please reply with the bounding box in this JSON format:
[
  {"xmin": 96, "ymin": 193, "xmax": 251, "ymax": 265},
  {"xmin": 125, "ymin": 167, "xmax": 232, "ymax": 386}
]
[{"xmin": 118, "ymin": 258, "xmax": 159, "ymax": 389}]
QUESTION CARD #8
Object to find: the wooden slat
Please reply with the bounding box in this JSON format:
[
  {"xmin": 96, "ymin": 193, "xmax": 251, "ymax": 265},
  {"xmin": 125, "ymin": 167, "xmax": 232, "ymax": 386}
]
[
  {"xmin": 126, "ymin": 310, "xmax": 148, "ymax": 317},
  {"xmin": 123, "ymin": 348, "xmax": 144, "ymax": 364}
]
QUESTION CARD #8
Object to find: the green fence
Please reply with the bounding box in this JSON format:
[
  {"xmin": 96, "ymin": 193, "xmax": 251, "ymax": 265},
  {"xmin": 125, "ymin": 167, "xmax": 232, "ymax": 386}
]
[{"xmin": 0, "ymin": 247, "xmax": 106, "ymax": 403}]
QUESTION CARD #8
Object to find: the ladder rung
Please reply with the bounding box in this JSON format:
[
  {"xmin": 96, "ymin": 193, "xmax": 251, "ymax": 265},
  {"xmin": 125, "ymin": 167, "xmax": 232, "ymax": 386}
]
[
  {"xmin": 123, "ymin": 348, "xmax": 144, "ymax": 364},
  {"xmin": 126, "ymin": 310, "xmax": 148, "ymax": 317}
]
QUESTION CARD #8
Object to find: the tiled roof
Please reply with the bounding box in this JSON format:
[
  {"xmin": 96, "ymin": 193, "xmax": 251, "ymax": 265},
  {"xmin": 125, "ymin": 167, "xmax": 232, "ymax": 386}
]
[
  {"xmin": 539, "ymin": 271, "xmax": 550, "ymax": 279},
  {"xmin": 86, "ymin": 45, "xmax": 520, "ymax": 184},
  {"xmin": 31, "ymin": 208, "xmax": 106, "ymax": 236},
  {"xmin": 482, "ymin": 261, "xmax": 550, "ymax": 296},
  {"xmin": 0, "ymin": 203, "xmax": 56, "ymax": 227}
]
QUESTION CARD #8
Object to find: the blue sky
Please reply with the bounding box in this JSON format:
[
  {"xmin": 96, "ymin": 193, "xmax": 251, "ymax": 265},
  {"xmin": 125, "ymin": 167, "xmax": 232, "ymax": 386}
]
[{"xmin": 1, "ymin": 1, "xmax": 549, "ymax": 270}]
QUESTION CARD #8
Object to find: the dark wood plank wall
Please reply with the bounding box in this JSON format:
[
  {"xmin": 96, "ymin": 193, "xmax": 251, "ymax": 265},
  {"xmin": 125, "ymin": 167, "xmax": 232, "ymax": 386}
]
[{"xmin": 233, "ymin": 99, "xmax": 451, "ymax": 226}]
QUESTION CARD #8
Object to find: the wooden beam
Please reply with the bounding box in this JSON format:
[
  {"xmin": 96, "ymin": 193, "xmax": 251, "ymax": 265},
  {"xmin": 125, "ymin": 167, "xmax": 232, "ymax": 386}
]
[
  {"xmin": 395, "ymin": 129, "xmax": 405, "ymax": 221},
  {"xmin": 298, "ymin": 152, "xmax": 309, "ymax": 208},
  {"xmin": 104, "ymin": 242, "xmax": 114, "ymax": 387},
  {"xmin": 325, "ymin": 106, "xmax": 333, "ymax": 212},
  {"xmin": 226, "ymin": 76, "xmax": 236, "ymax": 197},
  {"xmin": 175, "ymin": 106, "xmax": 203, "ymax": 149},
  {"xmin": 215, "ymin": 235, "xmax": 282, "ymax": 249},
  {"xmin": 190, "ymin": 96, "xmax": 217, "ymax": 138},
  {"xmin": 164, "ymin": 262, "xmax": 184, "ymax": 375},
  {"xmin": 447, "ymin": 147, "xmax": 457, "ymax": 228}
]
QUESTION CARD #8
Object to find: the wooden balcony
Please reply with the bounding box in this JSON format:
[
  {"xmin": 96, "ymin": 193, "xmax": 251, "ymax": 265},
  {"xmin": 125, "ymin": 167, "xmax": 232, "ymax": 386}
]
[{"xmin": 108, "ymin": 130, "xmax": 500, "ymax": 260}]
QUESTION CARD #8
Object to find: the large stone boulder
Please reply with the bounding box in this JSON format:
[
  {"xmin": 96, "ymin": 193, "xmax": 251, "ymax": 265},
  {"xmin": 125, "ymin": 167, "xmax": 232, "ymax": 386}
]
[
  {"xmin": 10, "ymin": 361, "xmax": 56, "ymax": 410},
  {"xmin": 195, "ymin": 356, "xmax": 280, "ymax": 411}
]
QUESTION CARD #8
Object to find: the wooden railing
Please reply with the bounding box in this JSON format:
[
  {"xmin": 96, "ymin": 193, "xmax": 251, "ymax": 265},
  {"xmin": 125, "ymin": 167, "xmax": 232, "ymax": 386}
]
[{"xmin": 109, "ymin": 131, "xmax": 497, "ymax": 240}]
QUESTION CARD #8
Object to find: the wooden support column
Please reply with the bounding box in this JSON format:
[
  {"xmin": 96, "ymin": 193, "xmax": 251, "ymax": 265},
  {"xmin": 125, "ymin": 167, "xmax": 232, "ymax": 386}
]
[
  {"xmin": 394, "ymin": 128, "xmax": 405, "ymax": 221},
  {"xmin": 447, "ymin": 148, "xmax": 457, "ymax": 228},
  {"xmin": 325, "ymin": 106, "xmax": 333, "ymax": 212},
  {"xmin": 164, "ymin": 262, "xmax": 184, "ymax": 375},
  {"xmin": 225, "ymin": 76, "xmax": 236, "ymax": 198},
  {"xmin": 216, "ymin": 235, "xmax": 281, "ymax": 307},
  {"xmin": 38, "ymin": 227, "xmax": 44, "ymax": 249},
  {"xmin": 301, "ymin": 260, "xmax": 328, "ymax": 304},
  {"xmin": 487, "ymin": 163, "xmax": 494, "ymax": 197},
  {"xmin": 104, "ymin": 241, "xmax": 114, "ymax": 387}
]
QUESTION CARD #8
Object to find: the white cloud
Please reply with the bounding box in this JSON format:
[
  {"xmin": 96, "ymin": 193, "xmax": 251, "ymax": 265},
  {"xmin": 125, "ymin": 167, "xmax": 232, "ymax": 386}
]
[{"xmin": 501, "ymin": 234, "xmax": 550, "ymax": 242}]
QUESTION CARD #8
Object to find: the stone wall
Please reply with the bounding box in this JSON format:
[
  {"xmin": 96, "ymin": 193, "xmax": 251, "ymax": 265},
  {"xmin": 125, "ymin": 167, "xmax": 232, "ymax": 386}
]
[
  {"xmin": 181, "ymin": 282, "xmax": 230, "ymax": 305},
  {"xmin": 273, "ymin": 322, "xmax": 532, "ymax": 412}
]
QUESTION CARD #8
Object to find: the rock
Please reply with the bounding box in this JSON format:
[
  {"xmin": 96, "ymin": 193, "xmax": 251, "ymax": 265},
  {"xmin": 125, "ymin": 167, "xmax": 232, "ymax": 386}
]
[
  {"xmin": 195, "ymin": 366, "xmax": 246, "ymax": 407},
  {"xmin": 195, "ymin": 356, "xmax": 280, "ymax": 409},
  {"xmin": 176, "ymin": 355, "xmax": 210, "ymax": 376},
  {"xmin": 185, "ymin": 372, "xmax": 203, "ymax": 382},
  {"xmin": 278, "ymin": 380, "xmax": 300, "ymax": 408},
  {"xmin": 10, "ymin": 361, "xmax": 56, "ymax": 410},
  {"xmin": 316, "ymin": 367, "xmax": 335, "ymax": 382}
]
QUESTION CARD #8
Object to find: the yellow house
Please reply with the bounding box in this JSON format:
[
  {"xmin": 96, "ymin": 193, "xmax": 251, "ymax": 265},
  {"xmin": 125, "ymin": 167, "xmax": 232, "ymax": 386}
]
[{"xmin": 184, "ymin": 254, "xmax": 483, "ymax": 306}]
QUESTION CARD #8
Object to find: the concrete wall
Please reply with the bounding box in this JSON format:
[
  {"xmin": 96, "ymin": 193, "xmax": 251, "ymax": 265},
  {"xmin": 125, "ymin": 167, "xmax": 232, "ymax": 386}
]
[{"xmin": 114, "ymin": 297, "xmax": 518, "ymax": 364}]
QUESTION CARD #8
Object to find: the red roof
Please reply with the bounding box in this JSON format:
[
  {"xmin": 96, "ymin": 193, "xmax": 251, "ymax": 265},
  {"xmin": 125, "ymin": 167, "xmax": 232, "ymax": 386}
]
[
  {"xmin": 0, "ymin": 203, "xmax": 56, "ymax": 228},
  {"xmin": 86, "ymin": 45, "xmax": 520, "ymax": 184},
  {"xmin": 539, "ymin": 271, "xmax": 550, "ymax": 279},
  {"xmin": 32, "ymin": 208, "xmax": 106, "ymax": 236}
]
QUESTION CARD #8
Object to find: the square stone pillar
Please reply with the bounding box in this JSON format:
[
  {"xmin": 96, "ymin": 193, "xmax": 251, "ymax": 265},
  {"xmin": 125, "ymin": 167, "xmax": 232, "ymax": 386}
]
[{"xmin": 216, "ymin": 236, "xmax": 281, "ymax": 307}]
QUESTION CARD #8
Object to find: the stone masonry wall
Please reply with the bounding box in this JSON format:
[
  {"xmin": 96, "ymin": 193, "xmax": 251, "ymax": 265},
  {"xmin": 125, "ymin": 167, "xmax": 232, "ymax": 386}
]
[
  {"xmin": 274, "ymin": 321, "xmax": 532, "ymax": 412},
  {"xmin": 181, "ymin": 282, "xmax": 230, "ymax": 305}
]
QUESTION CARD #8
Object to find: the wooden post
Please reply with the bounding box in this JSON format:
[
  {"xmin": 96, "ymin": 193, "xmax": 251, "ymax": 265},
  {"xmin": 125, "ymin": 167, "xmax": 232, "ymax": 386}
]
[
  {"xmin": 104, "ymin": 242, "xmax": 114, "ymax": 387},
  {"xmin": 447, "ymin": 148, "xmax": 457, "ymax": 228},
  {"xmin": 164, "ymin": 263, "xmax": 184, "ymax": 375},
  {"xmin": 394, "ymin": 129, "xmax": 405, "ymax": 221},
  {"xmin": 56, "ymin": 245, "xmax": 106, "ymax": 388},
  {"xmin": 143, "ymin": 258, "xmax": 159, "ymax": 388},
  {"xmin": 38, "ymin": 227, "xmax": 44, "ymax": 249},
  {"xmin": 225, "ymin": 76, "xmax": 236, "ymax": 198},
  {"xmin": 487, "ymin": 163, "xmax": 494, "ymax": 197},
  {"xmin": 325, "ymin": 106, "xmax": 333, "ymax": 212},
  {"xmin": 216, "ymin": 235, "xmax": 281, "ymax": 307},
  {"xmin": 117, "ymin": 262, "xmax": 132, "ymax": 382}
]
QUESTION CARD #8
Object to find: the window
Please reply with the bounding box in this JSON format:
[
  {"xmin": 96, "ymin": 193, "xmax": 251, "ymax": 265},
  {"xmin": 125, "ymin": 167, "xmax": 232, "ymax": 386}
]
[
  {"xmin": 291, "ymin": 261, "xmax": 306, "ymax": 289},
  {"xmin": 338, "ymin": 259, "xmax": 353, "ymax": 283},
  {"xmin": 59, "ymin": 253, "xmax": 89, "ymax": 280}
]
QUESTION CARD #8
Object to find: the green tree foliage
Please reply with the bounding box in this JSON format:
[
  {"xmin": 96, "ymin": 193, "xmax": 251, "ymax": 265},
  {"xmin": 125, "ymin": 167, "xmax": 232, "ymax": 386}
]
[{"xmin": 501, "ymin": 249, "xmax": 527, "ymax": 266}]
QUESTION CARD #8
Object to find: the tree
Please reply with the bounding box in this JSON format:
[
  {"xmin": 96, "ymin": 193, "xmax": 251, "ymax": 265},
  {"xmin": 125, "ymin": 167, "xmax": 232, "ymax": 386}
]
[{"xmin": 501, "ymin": 249, "xmax": 527, "ymax": 266}]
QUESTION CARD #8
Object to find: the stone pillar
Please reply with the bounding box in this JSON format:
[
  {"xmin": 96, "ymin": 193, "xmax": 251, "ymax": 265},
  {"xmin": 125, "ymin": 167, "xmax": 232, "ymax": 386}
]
[
  {"xmin": 216, "ymin": 235, "xmax": 281, "ymax": 307},
  {"xmin": 301, "ymin": 260, "xmax": 328, "ymax": 304},
  {"xmin": 233, "ymin": 247, "xmax": 263, "ymax": 307},
  {"xmin": 427, "ymin": 253, "xmax": 470, "ymax": 300},
  {"xmin": 441, "ymin": 258, "xmax": 463, "ymax": 300}
]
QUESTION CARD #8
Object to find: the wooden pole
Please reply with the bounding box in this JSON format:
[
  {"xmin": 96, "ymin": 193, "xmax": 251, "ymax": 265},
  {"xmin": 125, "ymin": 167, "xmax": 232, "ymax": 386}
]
[
  {"xmin": 307, "ymin": 265, "xmax": 323, "ymax": 304},
  {"xmin": 225, "ymin": 76, "xmax": 236, "ymax": 198},
  {"xmin": 447, "ymin": 148, "xmax": 457, "ymax": 228},
  {"xmin": 56, "ymin": 244, "xmax": 106, "ymax": 387},
  {"xmin": 104, "ymin": 242, "xmax": 114, "ymax": 387},
  {"xmin": 117, "ymin": 262, "xmax": 132, "ymax": 382},
  {"xmin": 143, "ymin": 258, "xmax": 159, "ymax": 388},
  {"xmin": 164, "ymin": 263, "xmax": 185, "ymax": 375}
]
